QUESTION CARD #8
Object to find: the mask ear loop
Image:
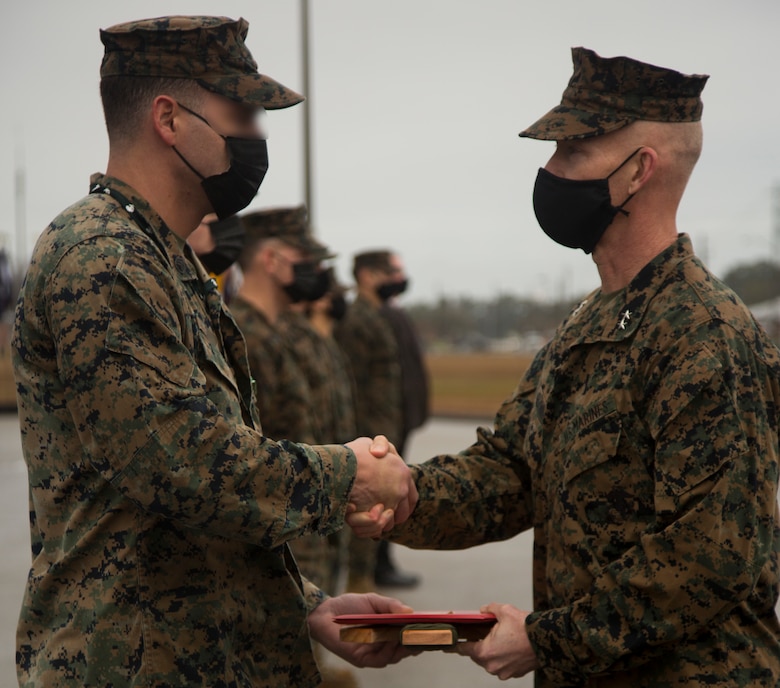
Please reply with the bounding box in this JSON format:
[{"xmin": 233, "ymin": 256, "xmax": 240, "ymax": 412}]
[
  {"xmin": 172, "ymin": 146, "xmax": 207, "ymax": 181},
  {"xmin": 607, "ymin": 147, "xmax": 644, "ymax": 216},
  {"xmin": 171, "ymin": 101, "xmax": 225, "ymax": 182}
]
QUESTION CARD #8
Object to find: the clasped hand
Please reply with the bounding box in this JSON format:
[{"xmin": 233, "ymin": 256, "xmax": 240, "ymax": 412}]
[{"xmin": 345, "ymin": 435, "xmax": 418, "ymax": 538}]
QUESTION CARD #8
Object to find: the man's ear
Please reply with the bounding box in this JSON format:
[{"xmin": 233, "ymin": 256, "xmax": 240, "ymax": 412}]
[
  {"xmin": 628, "ymin": 147, "xmax": 658, "ymax": 194},
  {"xmin": 258, "ymin": 243, "xmax": 276, "ymax": 272},
  {"xmin": 151, "ymin": 95, "xmax": 178, "ymax": 146}
]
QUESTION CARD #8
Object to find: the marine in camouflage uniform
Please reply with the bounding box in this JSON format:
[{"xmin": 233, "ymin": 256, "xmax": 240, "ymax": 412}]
[
  {"xmin": 303, "ymin": 270, "xmax": 361, "ymax": 597},
  {"xmin": 230, "ymin": 206, "xmax": 338, "ymax": 597},
  {"xmin": 387, "ymin": 48, "xmax": 780, "ymax": 686},
  {"xmin": 335, "ymin": 255, "xmax": 402, "ymax": 447},
  {"xmin": 12, "ymin": 16, "xmax": 413, "ymax": 688},
  {"xmin": 282, "ymin": 309, "xmax": 345, "ymax": 594},
  {"xmin": 306, "ymin": 270, "xmax": 358, "ymax": 447},
  {"xmin": 231, "ymin": 206, "xmax": 327, "ymax": 447},
  {"xmin": 280, "ymin": 273, "xmax": 357, "ymax": 448},
  {"xmin": 336, "ymin": 254, "xmax": 404, "ymax": 592},
  {"xmin": 363, "ymin": 250, "xmax": 425, "ymax": 588}
]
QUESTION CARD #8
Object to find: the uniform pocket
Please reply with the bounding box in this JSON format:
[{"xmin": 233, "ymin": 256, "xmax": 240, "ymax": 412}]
[
  {"xmin": 105, "ymin": 257, "xmax": 196, "ymax": 388},
  {"xmin": 561, "ymin": 398, "xmax": 622, "ymax": 487},
  {"xmin": 556, "ymin": 404, "xmax": 656, "ymax": 559},
  {"xmin": 558, "ymin": 401, "xmax": 654, "ymax": 534}
]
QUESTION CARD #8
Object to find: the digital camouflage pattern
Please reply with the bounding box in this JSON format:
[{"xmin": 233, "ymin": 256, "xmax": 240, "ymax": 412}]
[
  {"xmin": 316, "ymin": 329, "xmax": 360, "ymax": 591},
  {"xmin": 280, "ymin": 311, "xmax": 360, "ymax": 594},
  {"xmin": 391, "ymin": 235, "xmax": 780, "ymax": 686},
  {"xmin": 280, "ymin": 311, "xmax": 335, "ymax": 443},
  {"xmin": 228, "ymin": 303, "xmax": 334, "ymax": 593},
  {"xmin": 335, "ymin": 293, "xmax": 402, "ymax": 447},
  {"xmin": 100, "ymin": 16, "xmax": 303, "ymax": 110},
  {"xmin": 277, "ymin": 305, "xmax": 362, "ymax": 593},
  {"xmin": 335, "ymin": 293, "xmax": 403, "ymax": 584},
  {"xmin": 317, "ymin": 335, "xmax": 358, "ymax": 446},
  {"xmin": 12, "ymin": 173, "xmax": 358, "ymax": 687},
  {"xmin": 240, "ymin": 205, "xmax": 331, "ymax": 257},
  {"xmin": 519, "ymin": 47, "xmax": 710, "ymax": 141},
  {"xmin": 229, "ymin": 297, "xmax": 319, "ymax": 445},
  {"xmin": 232, "ymin": 208, "xmax": 342, "ymax": 595}
]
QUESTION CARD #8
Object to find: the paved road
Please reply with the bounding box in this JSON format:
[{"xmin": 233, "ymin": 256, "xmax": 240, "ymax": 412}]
[{"xmin": 0, "ymin": 413, "xmax": 29, "ymax": 688}]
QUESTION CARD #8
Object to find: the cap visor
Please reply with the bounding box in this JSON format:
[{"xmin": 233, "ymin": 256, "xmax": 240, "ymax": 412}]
[
  {"xmin": 519, "ymin": 105, "xmax": 631, "ymax": 140},
  {"xmin": 202, "ymin": 72, "xmax": 304, "ymax": 109}
]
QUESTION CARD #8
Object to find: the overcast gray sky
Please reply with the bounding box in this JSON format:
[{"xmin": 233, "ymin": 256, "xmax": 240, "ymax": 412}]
[{"xmin": 2, "ymin": 0, "xmax": 778, "ymax": 304}]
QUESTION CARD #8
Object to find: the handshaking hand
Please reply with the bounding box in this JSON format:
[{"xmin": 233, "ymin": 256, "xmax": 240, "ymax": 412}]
[{"xmin": 344, "ymin": 435, "xmax": 418, "ymax": 538}]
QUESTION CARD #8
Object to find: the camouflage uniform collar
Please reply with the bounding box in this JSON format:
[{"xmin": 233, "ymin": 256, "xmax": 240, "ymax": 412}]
[
  {"xmin": 232, "ymin": 294, "xmax": 273, "ymax": 326},
  {"xmin": 564, "ymin": 234, "xmax": 694, "ymax": 344},
  {"xmin": 89, "ymin": 172, "xmax": 206, "ymax": 283},
  {"xmin": 354, "ymin": 292, "xmax": 381, "ymax": 311}
]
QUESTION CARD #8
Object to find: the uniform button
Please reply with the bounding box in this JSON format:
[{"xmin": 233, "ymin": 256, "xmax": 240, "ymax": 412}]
[{"xmin": 174, "ymin": 255, "xmax": 189, "ymax": 275}]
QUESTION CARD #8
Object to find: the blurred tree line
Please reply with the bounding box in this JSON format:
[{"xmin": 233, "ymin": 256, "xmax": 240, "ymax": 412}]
[
  {"xmin": 407, "ymin": 294, "xmax": 578, "ymax": 352},
  {"xmin": 406, "ymin": 259, "xmax": 780, "ymax": 351},
  {"xmin": 720, "ymin": 260, "xmax": 780, "ymax": 307}
]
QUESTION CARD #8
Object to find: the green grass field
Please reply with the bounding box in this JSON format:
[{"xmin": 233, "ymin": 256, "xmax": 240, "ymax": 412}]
[
  {"xmin": 0, "ymin": 350, "xmax": 538, "ymax": 418},
  {"xmin": 426, "ymin": 352, "xmax": 534, "ymax": 418}
]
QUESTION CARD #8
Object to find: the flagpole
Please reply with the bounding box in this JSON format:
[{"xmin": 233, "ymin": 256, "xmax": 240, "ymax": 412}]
[{"xmin": 300, "ymin": 0, "xmax": 314, "ymax": 228}]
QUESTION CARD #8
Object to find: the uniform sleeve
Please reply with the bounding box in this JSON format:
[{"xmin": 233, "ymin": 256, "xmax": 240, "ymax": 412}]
[
  {"xmin": 48, "ymin": 239, "xmax": 357, "ymax": 549},
  {"xmin": 526, "ymin": 329, "xmax": 779, "ymax": 679},
  {"xmin": 389, "ymin": 347, "xmax": 545, "ymax": 549},
  {"xmin": 302, "ymin": 576, "xmax": 328, "ymax": 612}
]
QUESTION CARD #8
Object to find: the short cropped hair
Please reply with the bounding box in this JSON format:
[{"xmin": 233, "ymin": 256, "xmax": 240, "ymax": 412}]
[{"xmin": 100, "ymin": 76, "xmax": 203, "ymax": 145}]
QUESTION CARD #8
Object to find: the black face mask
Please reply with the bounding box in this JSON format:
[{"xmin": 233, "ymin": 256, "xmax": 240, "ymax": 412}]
[
  {"xmin": 532, "ymin": 148, "xmax": 641, "ymax": 254},
  {"xmin": 328, "ymin": 293, "xmax": 348, "ymax": 321},
  {"xmin": 197, "ymin": 216, "xmax": 246, "ymax": 275},
  {"xmin": 377, "ymin": 278, "xmax": 409, "ymax": 302},
  {"xmin": 173, "ymin": 103, "xmax": 269, "ymax": 220},
  {"xmin": 283, "ymin": 262, "xmax": 330, "ymax": 303}
]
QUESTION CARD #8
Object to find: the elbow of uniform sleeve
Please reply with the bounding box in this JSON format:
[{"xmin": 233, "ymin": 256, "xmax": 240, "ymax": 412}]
[{"xmin": 310, "ymin": 443, "xmax": 358, "ymax": 536}]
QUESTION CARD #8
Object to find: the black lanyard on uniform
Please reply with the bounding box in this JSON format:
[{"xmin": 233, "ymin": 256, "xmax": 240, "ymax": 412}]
[
  {"xmin": 90, "ymin": 182, "xmax": 220, "ymax": 307},
  {"xmin": 89, "ymin": 183, "xmax": 171, "ymax": 263},
  {"xmin": 89, "ymin": 181, "xmax": 225, "ymax": 321},
  {"xmin": 90, "ymin": 183, "xmax": 257, "ymax": 422}
]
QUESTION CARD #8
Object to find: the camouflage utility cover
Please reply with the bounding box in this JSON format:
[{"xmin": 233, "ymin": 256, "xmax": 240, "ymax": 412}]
[
  {"xmin": 520, "ymin": 47, "xmax": 709, "ymax": 140},
  {"xmin": 12, "ymin": 173, "xmax": 356, "ymax": 687},
  {"xmin": 240, "ymin": 204, "xmax": 331, "ymax": 257},
  {"xmin": 100, "ymin": 16, "xmax": 303, "ymax": 109},
  {"xmin": 392, "ymin": 235, "xmax": 780, "ymax": 686}
]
